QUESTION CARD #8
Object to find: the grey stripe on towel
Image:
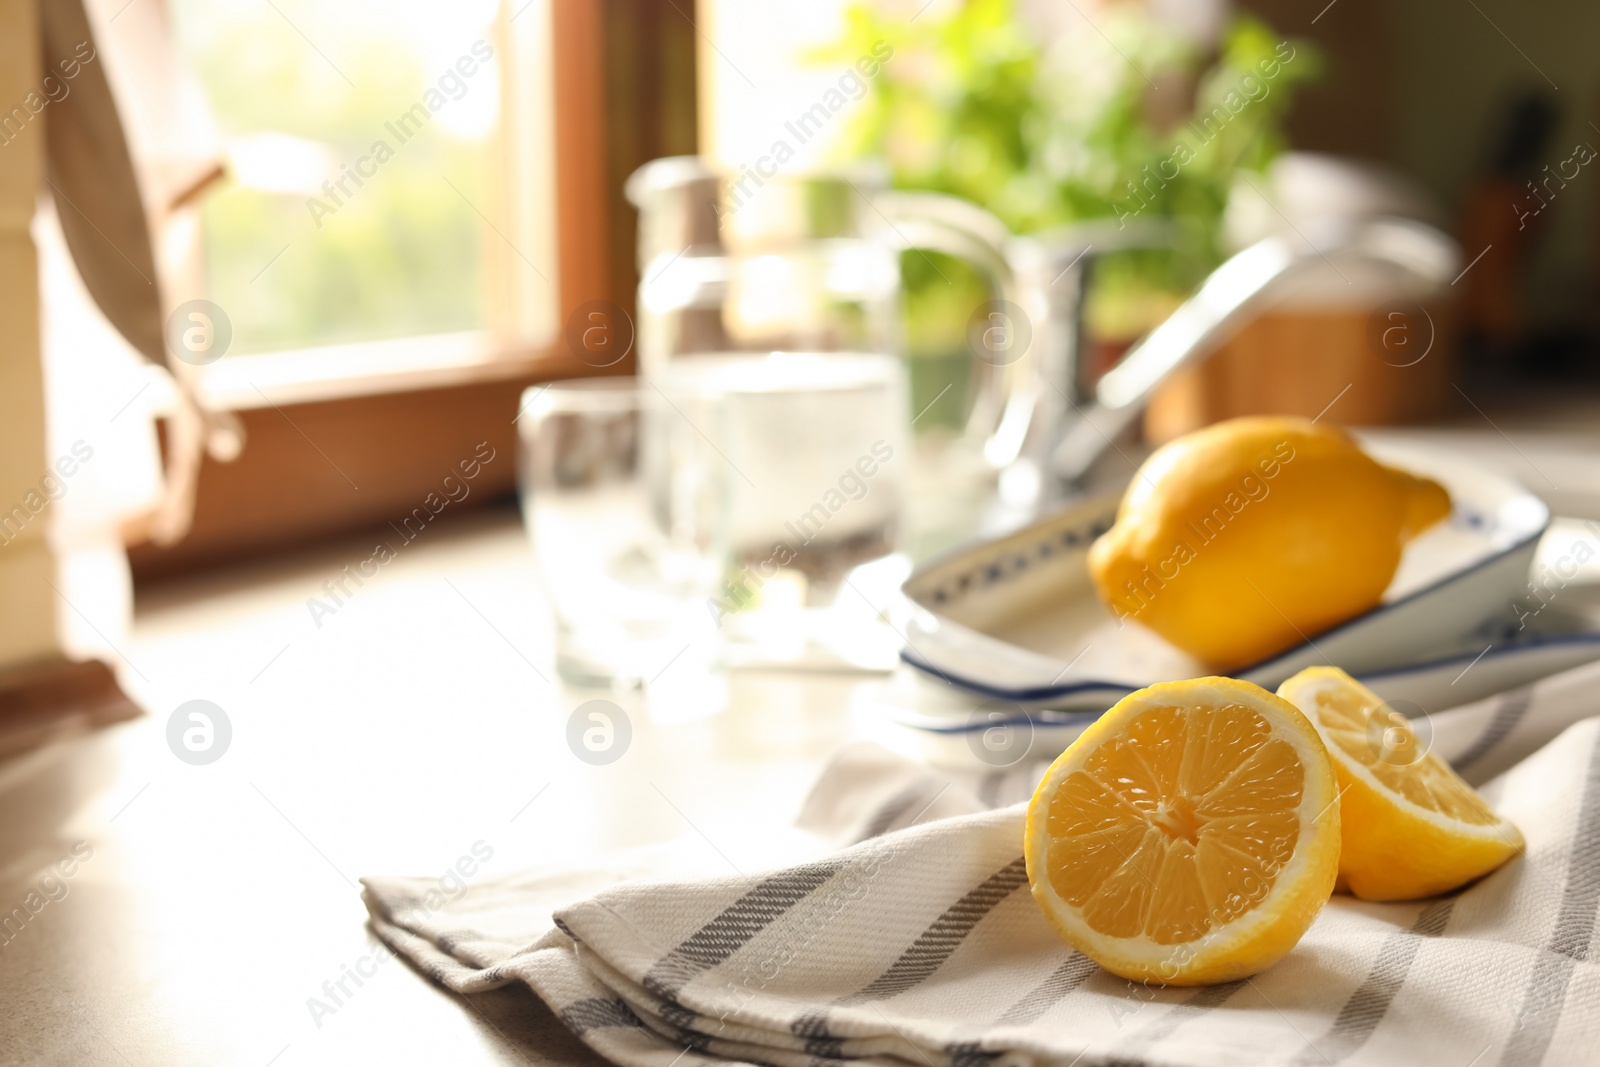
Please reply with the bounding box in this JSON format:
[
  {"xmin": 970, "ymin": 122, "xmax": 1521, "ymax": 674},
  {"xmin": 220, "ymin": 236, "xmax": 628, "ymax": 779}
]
[
  {"xmin": 643, "ymin": 859, "xmax": 845, "ymax": 999},
  {"xmin": 1294, "ymin": 898, "xmax": 1456, "ymax": 1064},
  {"xmin": 1453, "ymin": 686, "xmax": 1534, "ymax": 776},
  {"xmin": 1500, "ymin": 731, "xmax": 1600, "ymax": 1067},
  {"xmin": 839, "ymin": 857, "xmax": 1029, "ymax": 1005}
]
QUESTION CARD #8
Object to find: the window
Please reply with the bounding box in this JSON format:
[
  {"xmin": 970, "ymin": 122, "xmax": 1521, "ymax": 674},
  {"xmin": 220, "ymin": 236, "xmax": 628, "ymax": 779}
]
[
  {"xmin": 125, "ymin": 0, "xmax": 695, "ymax": 579},
  {"xmin": 166, "ymin": 0, "xmax": 555, "ymax": 357}
]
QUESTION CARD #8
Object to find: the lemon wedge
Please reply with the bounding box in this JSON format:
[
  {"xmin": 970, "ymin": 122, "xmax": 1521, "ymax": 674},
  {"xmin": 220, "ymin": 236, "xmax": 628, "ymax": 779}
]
[
  {"xmin": 1024, "ymin": 677, "xmax": 1340, "ymax": 985},
  {"xmin": 1277, "ymin": 667, "xmax": 1523, "ymax": 901}
]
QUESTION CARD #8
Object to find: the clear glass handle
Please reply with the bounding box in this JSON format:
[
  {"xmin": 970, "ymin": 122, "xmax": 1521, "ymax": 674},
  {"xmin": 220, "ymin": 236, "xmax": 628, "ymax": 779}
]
[{"xmin": 871, "ymin": 191, "xmax": 1029, "ymax": 468}]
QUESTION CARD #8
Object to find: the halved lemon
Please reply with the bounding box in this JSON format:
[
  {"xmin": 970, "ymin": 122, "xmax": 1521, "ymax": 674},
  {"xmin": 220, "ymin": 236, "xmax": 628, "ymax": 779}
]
[
  {"xmin": 1277, "ymin": 667, "xmax": 1523, "ymax": 901},
  {"xmin": 1024, "ymin": 677, "xmax": 1340, "ymax": 986}
]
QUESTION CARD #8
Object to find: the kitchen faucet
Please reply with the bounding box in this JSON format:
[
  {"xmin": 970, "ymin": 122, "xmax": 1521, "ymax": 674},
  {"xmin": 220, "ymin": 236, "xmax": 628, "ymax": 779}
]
[{"xmin": 1043, "ymin": 216, "xmax": 1461, "ymax": 488}]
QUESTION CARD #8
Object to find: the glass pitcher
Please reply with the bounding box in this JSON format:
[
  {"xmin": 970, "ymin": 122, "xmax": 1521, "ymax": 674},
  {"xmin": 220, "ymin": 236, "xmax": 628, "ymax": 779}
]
[
  {"xmin": 625, "ymin": 158, "xmax": 1031, "ymax": 444},
  {"xmin": 625, "ymin": 158, "xmax": 1034, "ymax": 569}
]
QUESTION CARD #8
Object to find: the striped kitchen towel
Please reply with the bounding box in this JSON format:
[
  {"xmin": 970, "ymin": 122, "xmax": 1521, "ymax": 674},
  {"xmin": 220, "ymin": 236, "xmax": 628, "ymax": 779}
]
[{"xmin": 363, "ymin": 659, "xmax": 1600, "ymax": 1067}]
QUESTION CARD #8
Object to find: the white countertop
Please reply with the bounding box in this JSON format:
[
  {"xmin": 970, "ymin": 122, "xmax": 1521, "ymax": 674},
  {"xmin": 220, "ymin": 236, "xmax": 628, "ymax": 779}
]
[{"xmin": 0, "ymin": 508, "xmax": 884, "ymax": 1065}]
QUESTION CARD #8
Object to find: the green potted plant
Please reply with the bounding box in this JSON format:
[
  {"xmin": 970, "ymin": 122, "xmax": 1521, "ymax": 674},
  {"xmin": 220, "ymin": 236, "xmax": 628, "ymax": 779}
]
[{"xmin": 818, "ymin": 0, "xmax": 1320, "ymax": 428}]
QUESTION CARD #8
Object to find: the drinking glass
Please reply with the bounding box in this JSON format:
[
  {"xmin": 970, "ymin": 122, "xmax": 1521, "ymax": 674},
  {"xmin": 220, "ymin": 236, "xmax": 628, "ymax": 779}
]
[{"xmin": 517, "ymin": 379, "xmax": 722, "ymax": 688}]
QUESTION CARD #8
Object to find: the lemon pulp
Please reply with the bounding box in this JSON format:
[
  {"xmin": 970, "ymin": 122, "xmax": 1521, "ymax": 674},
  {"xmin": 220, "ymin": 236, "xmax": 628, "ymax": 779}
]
[{"xmin": 1026, "ymin": 677, "xmax": 1340, "ymax": 984}]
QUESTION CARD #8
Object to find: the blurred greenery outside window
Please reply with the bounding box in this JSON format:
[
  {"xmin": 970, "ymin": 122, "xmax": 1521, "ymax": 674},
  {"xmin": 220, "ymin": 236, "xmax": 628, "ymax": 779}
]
[
  {"xmin": 816, "ymin": 0, "xmax": 1319, "ymax": 425},
  {"xmin": 168, "ymin": 0, "xmax": 504, "ymax": 355}
]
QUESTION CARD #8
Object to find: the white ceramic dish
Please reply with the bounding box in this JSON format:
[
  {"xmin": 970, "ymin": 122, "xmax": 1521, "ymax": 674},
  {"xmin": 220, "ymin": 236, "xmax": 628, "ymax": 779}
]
[{"xmin": 898, "ymin": 440, "xmax": 1554, "ymax": 710}]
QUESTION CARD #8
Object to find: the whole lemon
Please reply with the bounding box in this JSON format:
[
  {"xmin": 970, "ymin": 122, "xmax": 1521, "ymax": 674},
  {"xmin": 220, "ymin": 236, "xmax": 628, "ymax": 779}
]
[{"xmin": 1086, "ymin": 417, "xmax": 1450, "ymax": 669}]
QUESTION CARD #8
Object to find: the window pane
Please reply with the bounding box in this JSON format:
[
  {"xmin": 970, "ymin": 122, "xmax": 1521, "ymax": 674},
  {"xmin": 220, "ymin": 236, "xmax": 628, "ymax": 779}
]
[{"xmin": 168, "ymin": 0, "xmax": 502, "ymax": 354}]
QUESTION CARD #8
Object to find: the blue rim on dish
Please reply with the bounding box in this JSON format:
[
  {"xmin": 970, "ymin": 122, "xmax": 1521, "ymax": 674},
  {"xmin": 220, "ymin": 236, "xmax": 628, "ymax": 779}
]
[
  {"xmin": 898, "ymin": 626, "xmax": 1600, "ymax": 732},
  {"xmin": 898, "ymin": 492, "xmax": 1551, "ymax": 705}
]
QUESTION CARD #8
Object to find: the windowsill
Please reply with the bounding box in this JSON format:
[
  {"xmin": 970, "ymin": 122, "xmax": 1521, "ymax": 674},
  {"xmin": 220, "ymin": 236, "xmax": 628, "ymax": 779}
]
[
  {"xmin": 178, "ymin": 329, "xmax": 566, "ymax": 412},
  {"xmin": 126, "ymin": 326, "xmax": 604, "ymax": 581}
]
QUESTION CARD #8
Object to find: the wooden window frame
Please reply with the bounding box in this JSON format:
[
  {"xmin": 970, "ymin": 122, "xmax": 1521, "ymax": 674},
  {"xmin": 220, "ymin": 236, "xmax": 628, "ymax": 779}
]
[{"xmin": 129, "ymin": 0, "xmax": 697, "ymax": 582}]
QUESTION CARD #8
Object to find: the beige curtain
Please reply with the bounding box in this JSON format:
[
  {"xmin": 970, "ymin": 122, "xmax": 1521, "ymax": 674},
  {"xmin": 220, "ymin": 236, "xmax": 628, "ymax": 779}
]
[{"xmin": 38, "ymin": 0, "xmax": 239, "ymax": 545}]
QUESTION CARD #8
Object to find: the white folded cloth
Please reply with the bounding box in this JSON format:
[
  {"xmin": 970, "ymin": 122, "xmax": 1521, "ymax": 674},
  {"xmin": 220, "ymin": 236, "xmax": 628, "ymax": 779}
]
[{"xmin": 363, "ymin": 660, "xmax": 1600, "ymax": 1067}]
